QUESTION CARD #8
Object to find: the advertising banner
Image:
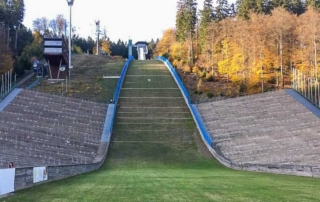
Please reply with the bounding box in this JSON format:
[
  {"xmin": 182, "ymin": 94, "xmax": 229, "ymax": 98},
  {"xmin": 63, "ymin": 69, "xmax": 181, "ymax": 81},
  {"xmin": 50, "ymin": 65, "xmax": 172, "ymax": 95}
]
[
  {"xmin": 0, "ymin": 168, "xmax": 15, "ymax": 196},
  {"xmin": 33, "ymin": 167, "xmax": 48, "ymax": 183}
]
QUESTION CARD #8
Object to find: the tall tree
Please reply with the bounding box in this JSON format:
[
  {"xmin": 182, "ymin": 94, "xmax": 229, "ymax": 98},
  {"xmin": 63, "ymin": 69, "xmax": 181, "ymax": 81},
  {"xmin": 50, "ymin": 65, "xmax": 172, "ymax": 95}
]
[
  {"xmin": 0, "ymin": 26, "xmax": 13, "ymax": 75},
  {"xmin": 215, "ymin": 0, "xmax": 230, "ymax": 21},
  {"xmin": 306, "ymin": 0, "xmax": 320, "ymax": 9},
  {"xmin": 286, "ymin": 0, "xmax": 306, "ymax": 14},
  {"xmin": 176, "ymin": 0, "xmax": 198, "ymax": 42},
  {"xmin": 269, "ymin": 7, "xmax": 295, "ymax": 88},
  {"xmin": 175, "ymin": 0, "xmax": 197, "ymax": 64},
  {"xmin": 0, "ymin": 0, "xmax": 25, "ymax": 27},
  {"xmin": 176, "ymin": 0, "xmax": 186, "ymax": 42},
  {"xmin": 154, "ymin": 29, "xmax": 176, "ymax": 58},
  {"xmin": 199, "ymin": 0, "xmax": 214, "ymax": 53},
  {"xmin": 271, "ymin": 0, "xmax": 306, "ymax": 14},
  {"xmin": 236, "ymin": 0, "xmax": 271, "ymax": 19},
  {"xmin": 295, "ymin": 8, "xmax": 320, "ymax": 77}
]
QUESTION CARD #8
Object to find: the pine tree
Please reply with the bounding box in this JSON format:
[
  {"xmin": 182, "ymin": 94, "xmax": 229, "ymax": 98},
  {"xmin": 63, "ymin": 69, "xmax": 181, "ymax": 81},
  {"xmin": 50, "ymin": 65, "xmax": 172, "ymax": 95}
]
[
  {"xmin": 199, "ymin": 0, "xmax": 213, "ymax": 53},
  {"xmin": 176, "ymin": 0, "xmax": 186, "ymax": 42},
  {"xmin": 236, "ymin": 0, "xmax": 271, "ymax": 20},
  {"xmin": 306, "ymin": 0, "xmax": 320, "ymax": 9},
  {"xmin": 175, "ymin": 0, "xmax": 197, "ymax": 42},
  {"xmin": 215, "ymin": 0, "xmax": 230, "ymax": 21}
]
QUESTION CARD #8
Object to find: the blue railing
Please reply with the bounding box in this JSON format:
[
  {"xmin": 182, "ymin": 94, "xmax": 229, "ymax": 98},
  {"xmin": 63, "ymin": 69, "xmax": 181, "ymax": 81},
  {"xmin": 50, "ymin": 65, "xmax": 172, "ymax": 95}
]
[
  {"xmin": 113, "ymin": 56, "xmax": 134, "ymax": 105},
  {"xmin": 109, "ymin": 56, "xmax": 134, "ymax": 134},
  {"xmin": 155, "ymin": 56, "xmax": 213, "ymax": 146}
]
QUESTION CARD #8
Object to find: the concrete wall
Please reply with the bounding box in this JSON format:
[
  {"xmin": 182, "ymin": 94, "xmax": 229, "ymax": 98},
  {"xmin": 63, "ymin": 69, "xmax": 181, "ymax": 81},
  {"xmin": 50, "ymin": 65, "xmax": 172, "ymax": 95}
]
[
  {"xmin": 156, "ymin": 57, "xmax": 320, "ymax": 179},
  {"xmin": 13, "ymin": 138, "xmax": 108, "ymax": 192},
  {"xmin": 1, "ymin": 57, "xmax": 135, "ymax": 196},
  {"xmin": 206, "ymin": 142, "xmax": 320, "ymax": 178}
]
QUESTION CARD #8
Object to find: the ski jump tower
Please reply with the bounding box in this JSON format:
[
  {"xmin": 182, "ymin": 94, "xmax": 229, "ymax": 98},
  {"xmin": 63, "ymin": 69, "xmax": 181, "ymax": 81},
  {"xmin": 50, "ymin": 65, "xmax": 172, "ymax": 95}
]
[
  {"xmin": 43, "ymin": 35, "xmax": 69, "ymax": 80},
  {"xmin": 132, "ymin": 41, "xmax": 148, "ymax": 60}
]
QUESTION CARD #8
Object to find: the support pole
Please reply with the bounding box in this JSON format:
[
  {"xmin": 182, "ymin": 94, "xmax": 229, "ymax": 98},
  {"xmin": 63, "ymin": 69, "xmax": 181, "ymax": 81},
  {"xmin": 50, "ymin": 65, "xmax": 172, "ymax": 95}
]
[{"xmin": 68, "ymin": 4, "xmax": 72, "ymax": 82}]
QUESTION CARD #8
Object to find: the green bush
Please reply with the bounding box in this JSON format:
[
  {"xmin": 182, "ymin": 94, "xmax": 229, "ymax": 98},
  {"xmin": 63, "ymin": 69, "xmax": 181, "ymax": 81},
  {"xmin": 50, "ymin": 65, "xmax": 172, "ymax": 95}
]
[
  {"xmin": 207, "ymin": 92, "xmax": 214, "ymax": 98},
  {"xmin": 96, "ymin": 77, "xmax": 103, "ymax": 82},
  {"xmin": 219, "ymin": 92, "xmax": 225, "ymax": 97},
  {"xmin": 72, "ymin": 45, "xmax": 83, "ymax": 54},
  {"xmin": 194, "ymin": 90, "xmax": 198, "ymax": 94},
  {"xmin": 162, "ymin": 53, "xmax": 170, "ymax": 59},
  {"xmin": 198, "ymin": 91, "xmax": 203, "ymax": 95}
]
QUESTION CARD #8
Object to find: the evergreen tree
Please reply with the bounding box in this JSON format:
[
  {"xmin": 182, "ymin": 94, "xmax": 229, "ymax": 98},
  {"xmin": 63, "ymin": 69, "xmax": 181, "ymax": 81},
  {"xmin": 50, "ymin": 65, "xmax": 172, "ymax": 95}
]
[
  {"xmin": 306, "ymin": 0, "xmax": 320, "ymax": 9},
  {"xmin": 270, "ymin": 0, "xmax": 306, "ymax": 15},
  {"xmin": 236, "ymin": 0, "xmax": 271, "ymax": 20},
  {"xmin": 199, "ymin": 0, "xmax": 214, "ymax": 52},
  {"xmin": 0, "ymin": 0, "xmax": 25, "ymax": 27},
  {"xmin": 175, "ymin": 0, "xmax": 197, "ymax": 42},
  {"xmin": 176, "ymin": 0, "xmax": 186, "ymax": 42},
  {"xmin": 229, "ymin": 3, "xmax": 237, "ymax": 17},
  {"xmin": 215, "ymin": 0, "xmax": 230, "ymax": 21},
  {"xmin": 236, "ymin": 0, "xmax": 305, "ymax": 18},
  {"xmin": 286, "ymin": 0, "xmax": 305, "ymax": 15}
]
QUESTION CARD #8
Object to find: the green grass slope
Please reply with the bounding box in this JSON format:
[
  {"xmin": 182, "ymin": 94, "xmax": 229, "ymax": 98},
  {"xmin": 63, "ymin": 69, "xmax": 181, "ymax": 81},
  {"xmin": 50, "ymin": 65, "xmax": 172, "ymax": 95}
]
[{"xmin": 2, "ymin": 60, "xmax": 320, "ymax": 202}]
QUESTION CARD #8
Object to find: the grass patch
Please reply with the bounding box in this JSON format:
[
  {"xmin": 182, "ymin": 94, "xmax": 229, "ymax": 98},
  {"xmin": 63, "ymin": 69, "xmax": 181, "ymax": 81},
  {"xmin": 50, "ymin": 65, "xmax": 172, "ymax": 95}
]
[
  {"xmin": 4, "ymin": 145, "xmax": 320, "ymax": 202},
  {"xmin": 33, "ymin": 55, "xmax": 125, "ymax": 103}
]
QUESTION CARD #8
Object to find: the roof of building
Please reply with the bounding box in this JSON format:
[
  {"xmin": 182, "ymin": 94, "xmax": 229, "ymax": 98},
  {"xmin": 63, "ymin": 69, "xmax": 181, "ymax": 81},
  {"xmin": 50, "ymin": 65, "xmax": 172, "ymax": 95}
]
[{"xmin": 135, "ymin": 41, "xmax": 149, "ymax": 45}]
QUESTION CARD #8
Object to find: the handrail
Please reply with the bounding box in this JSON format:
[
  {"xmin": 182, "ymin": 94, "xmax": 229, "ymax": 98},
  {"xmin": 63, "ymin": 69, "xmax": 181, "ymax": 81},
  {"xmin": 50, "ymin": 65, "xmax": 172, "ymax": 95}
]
[
  {"xmin": 113, "ymin": 56, "xmax": 134, "ymax": 105},
  {"xmin": 155, "ymin": 56, "xmax": 213, "ymax": 146},
  {"xmin": 109, "ymin": 56, "xmax": 134, "ymax": 134},
  {"xmin": 26, "ymin": 77, "xmax": 43, "ymax": 90},
  {"xmin": 16, "ymin": 72, "xmax": 35, "ymax": 87}
]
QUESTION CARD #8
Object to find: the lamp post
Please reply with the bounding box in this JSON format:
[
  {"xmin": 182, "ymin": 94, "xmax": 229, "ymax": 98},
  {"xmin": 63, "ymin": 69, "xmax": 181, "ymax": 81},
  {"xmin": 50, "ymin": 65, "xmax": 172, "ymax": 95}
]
[{"xmin": 66, "ymin": 0, "xmax": 74, "ymax": 82}]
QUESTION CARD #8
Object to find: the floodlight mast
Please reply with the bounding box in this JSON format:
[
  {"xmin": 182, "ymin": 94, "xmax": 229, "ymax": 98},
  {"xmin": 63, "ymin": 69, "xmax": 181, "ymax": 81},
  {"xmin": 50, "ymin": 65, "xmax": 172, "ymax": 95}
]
[
  {"xmin": 66, "ymin": 0, "xmax": 74, "ymax": 82},
  {"xmin": 95, "ymin": 20, "xmax": 100, "ymax": 55}
]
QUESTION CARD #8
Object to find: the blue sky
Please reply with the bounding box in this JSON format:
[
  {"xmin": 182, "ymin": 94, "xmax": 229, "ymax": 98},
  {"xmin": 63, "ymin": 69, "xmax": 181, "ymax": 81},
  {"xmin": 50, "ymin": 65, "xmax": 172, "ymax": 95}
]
[{"xmin": 23, "ymin": 0, "xmax": 224, "ymax": 43}]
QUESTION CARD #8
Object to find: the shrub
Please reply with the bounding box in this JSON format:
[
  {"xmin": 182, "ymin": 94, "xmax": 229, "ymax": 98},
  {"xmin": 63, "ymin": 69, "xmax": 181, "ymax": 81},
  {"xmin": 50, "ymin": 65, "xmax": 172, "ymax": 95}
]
[
  {"xmin": 219, "ymin": 92, "xmax": 225, "ymax": 96},
  {"xmin": 199, "ymin": 70, "xmax": 206, "ymax": 78},
  {"xmin": 72, "ymin": 45, "xmax": 83, "ymax": 54},
  {"xmin": 268, "ymin": 76, "xmax": 277, "ymax": 84},
  {"xmin": 207, "ymin": 92, "xmax": 214, "ymax": 98},
  {"xmin": 194, "ymin": 90, "xmax": 198, "ymax": 94},
  {"xmin": 96, "ymin": 77, "xmax": 102, "ymax": 82},
  {"xmin": 238, "ymin": 82, "xmax": 247, "ymax": 93},
  {"xmin": 162, "ymin": 53, "xmax": 170, "ymax": 59},
  {"xmin": 192, "ymin": 66, "xmax": 200, "ymax": 74},
  {"xmin": 198, "ymin": 91, "xmax": 203, "ymax": 95},
  {"xmin": 205, "ymin": 74, "xmax": 215, "ymax": 82},
  {"xmin": 182, "ymin": 64, "xmax": 192, "ymax": 73}
]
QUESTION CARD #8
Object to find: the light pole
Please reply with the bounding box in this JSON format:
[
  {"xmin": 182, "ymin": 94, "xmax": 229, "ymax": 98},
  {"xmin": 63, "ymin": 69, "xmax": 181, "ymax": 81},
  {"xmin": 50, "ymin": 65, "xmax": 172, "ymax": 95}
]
[
  {"xmin": 66, "ymin": 0, "xmax": 74, "ymax": 82},
  {"xmin": 95, "ymin": 20, "xmax": 100, "ymax": 55}
]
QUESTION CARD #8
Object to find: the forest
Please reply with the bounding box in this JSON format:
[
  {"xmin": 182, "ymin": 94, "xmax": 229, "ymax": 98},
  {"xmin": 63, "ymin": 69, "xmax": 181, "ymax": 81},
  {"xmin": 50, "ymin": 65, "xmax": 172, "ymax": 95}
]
[
  {"xmin": 155, "ymin": 0, "xmax": 320, "ymax": 95},
  {"xmin": 0, "ymin": 0, "xmax": 157, "ymax": 77}
]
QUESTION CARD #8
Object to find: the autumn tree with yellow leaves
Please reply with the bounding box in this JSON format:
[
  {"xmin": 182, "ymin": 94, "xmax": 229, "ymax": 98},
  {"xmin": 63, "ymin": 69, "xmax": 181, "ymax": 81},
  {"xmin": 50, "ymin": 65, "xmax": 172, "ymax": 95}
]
[
  {"xmin": 155, "ymin": 3, "xmax": 320, "ymax": 94},
  {"xmin": 0, "ymin": 27, "xmax": 13, "ymax": 75}
]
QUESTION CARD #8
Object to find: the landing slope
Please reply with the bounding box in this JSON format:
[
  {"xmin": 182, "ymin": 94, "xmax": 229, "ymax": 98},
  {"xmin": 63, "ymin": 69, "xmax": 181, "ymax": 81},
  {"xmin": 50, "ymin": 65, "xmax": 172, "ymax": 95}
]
[{"xmin": 111, "ymin": 60, "xmax": 202, "ymax": 165}]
